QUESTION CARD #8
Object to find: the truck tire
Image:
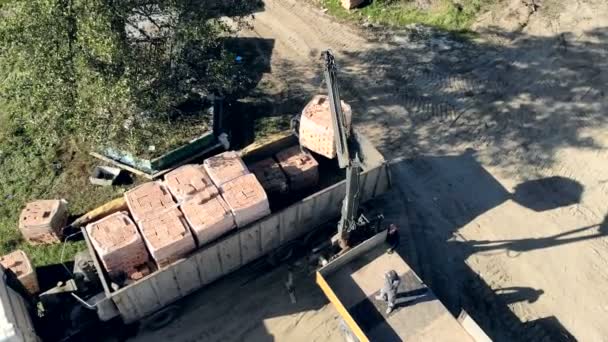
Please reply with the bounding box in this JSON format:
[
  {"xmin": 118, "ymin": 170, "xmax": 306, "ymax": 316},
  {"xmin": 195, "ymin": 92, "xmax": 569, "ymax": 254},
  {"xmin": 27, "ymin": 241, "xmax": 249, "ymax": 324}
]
[{"xmin": 142, "ymin": 305, "xmax": 180, "ymax": 331}]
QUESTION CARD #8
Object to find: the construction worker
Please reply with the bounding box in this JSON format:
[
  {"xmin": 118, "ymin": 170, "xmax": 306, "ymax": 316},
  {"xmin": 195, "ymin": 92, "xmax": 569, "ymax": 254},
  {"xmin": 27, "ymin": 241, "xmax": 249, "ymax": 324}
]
[
  {"xmin": 375, "ymin": 270, "xmax": 401, "ymax": 315},
  {"xmin": 386, "ymin": 224, "xmax": 400, "ymax": 254}
]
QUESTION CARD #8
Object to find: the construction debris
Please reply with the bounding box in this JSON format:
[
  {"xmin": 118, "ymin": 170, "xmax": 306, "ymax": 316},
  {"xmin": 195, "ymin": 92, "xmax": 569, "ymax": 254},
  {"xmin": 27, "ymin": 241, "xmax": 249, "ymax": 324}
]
[
  {"xmin": 221, "ymin": 174, "xmax": 271, "ymax": 227},
  {"xmin": 125, "ymin": 182, "xmax": 176, "ymax": 222},
  {"xmin": 18, "ymin": 200, "xmax": 67, "ymax": 245},
  {"xmin": 164, "ymin": 164, "xmax": 218, "ymax": 202},
  {"xmin": 180, "ymin": 194, "xmax": 236, "ymax": 246},
  {"xmin": 0, "ymin": 250, "xmax": 39, "ymax": 294},
  {"xmin": 276, "ymin": 146, "xmax": 320, "ymax": 192},
  {"xmin": 248, "ymin": 158, "xmax": 289, "ymax": 195},
  {"xmin": 138, "ymin": 207, "xmax": 196, "ymax": 267},
  {"xmin": 86, "ymin": 212, "xmax": 151, "ymax": 282},
  {"xmin": 203, "ymin": 151, "xmax": 249, "ymax": 187},
  {"xmin": 299, "ymin": 95, "xmax": 352, "ymax": 159}
]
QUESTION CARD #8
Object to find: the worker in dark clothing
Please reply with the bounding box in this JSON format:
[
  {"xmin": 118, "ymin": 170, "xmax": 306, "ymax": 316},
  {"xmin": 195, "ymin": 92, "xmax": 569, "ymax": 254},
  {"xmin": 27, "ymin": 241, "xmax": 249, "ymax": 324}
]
[
  {"xmin": 386, "ymin": 224, "xmax": 400, "ymax": 254},
  {"xmin": 375, "ymin": 270, "xmax": 401, "ymax": 315}
]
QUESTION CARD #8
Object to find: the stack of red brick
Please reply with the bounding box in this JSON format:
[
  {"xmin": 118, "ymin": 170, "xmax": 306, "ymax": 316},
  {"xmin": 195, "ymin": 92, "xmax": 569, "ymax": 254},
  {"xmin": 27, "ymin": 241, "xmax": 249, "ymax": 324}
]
[
  {"xmin": 298, "ymin": 95, "xmax": 352, "ymax": 159},
  {"xmin": 248, "ymin": 158, "xmax": 288, "ymax": 196},
  {"xmin": 0, "ymin": 250, "xmax": 39, "ymax": 294},
  {"xmin": 164, "ymin": 164, "xmax": 218, "ymax": 203},
  {"xmin": 125, "ymin": 182, "xmax": 176, "ymax": 222},
  {"xmin": 86, "ymin": 212, "xmax": 151, "ymax": 282},
  {"xmin": 276, "ymin": 146, "xmax": 319, "ymax": 191},
  {"xmin": 221, "ymin": 173, "xmax": 271, "ymax": 227},
  {"xmin": 180, "ymin": 194, "xmax": 235, "ymax": 246},
  {"xmin": 203, "ymin": 151, "xmax": 249, "ymax": 187},
  {"xmin": 138, "ymin": 207, "xmax": 196, "ymax": 267},
  {"xmin": 125, "ymin": 182, "xmax": 196, "ymax": 268},
  {"xmin": 18, "ymin": 200, "xmax": 67, "ymax": 244}
]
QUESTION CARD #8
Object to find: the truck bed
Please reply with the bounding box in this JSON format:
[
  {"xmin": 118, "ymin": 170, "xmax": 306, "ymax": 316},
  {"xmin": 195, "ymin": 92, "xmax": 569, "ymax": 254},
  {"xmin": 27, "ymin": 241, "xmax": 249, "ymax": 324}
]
[
  {"xmin": 83, "ymin": 132, "xmax": 391, "ymax": 324},
  {"xmin": 317, "ymin": 232, "xmax": 474, "ymax": 342}
]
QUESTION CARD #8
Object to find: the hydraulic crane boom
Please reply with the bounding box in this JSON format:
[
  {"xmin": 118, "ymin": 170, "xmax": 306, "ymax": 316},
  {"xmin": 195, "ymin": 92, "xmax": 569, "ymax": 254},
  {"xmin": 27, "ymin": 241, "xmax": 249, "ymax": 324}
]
[{"xmin": 322, "ymin": 50, "xmax": 361, "ymax": 249}]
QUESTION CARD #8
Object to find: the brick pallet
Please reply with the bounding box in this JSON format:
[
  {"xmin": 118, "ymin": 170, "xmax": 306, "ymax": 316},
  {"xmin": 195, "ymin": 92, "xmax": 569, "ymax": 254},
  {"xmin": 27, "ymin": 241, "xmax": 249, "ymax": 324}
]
[
  {"xmin": 276, "ymin": 146, "xmax": 320, "ymax": 192},
  {"xmin": 125, "ymin": 182, "xmax": 176, "ymax": 222},
  {"xmin": 298, "ymin": 95, "xmax": 352, "ymax": 159},
  {"xmin": 221, "ymin": 174, "xmax": 271, "ymax": 228},
  {"xmin": 138, "ymin": 207, "xmax": 196, "ymax": 267},
  {"xmin": 248, "ymin": 158, "xmax": 288, "ymax": 195},
  {"xmin": 180, "ymin": 194, "xmax": 236, "ymax": 247},
  {"xmin": 164, "ymin": 164, "xmax": 218, "ymax": 202},
  {"xmin": 18, "ymin": 200, "xmax": 67, "ymax": 245},
  {"xmin": 0, "ymin": 250, "xmax": 38, "ymax": 294},
  {"xmin": 203, "ymin": 151, "xmax": 249, "ymax": 187},
  {"xmin": 86, "ymin": 212, "xmax": 151, "ymax": 282}
]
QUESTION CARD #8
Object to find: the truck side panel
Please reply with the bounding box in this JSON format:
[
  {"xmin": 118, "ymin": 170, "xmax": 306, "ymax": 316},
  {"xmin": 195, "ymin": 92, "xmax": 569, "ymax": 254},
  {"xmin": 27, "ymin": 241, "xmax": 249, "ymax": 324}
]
[
  {"xmin": 240, "ymin": 224, "xmax": 262, "ymax": 264},
  {"xmin": 173, "ymin": 257, "xmax": 202, "ymax": 296},
  {"xmin": 260, "ymin": 215, "xmax": 280, "ymax": 253},
  {"xmin": 110, "ymin": 163, "xmax": 389, "ymax": 323}
]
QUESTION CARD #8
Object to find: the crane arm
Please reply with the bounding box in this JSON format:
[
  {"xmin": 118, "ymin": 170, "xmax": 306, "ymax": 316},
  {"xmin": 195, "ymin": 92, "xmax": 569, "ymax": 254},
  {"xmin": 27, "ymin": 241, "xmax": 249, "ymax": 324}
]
[
  {"xmin": 323, "ymin": 50, "xmax": 352, "ymax": 169},
  {"xmin": 322, "ymin": 50, "xmax": 361, "ymax": 248}
]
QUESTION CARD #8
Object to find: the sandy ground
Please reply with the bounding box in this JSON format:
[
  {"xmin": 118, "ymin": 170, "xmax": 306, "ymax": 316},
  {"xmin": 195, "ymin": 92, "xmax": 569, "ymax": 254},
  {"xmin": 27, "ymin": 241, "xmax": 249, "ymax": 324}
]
[{"xmin": 133, "ymin": 0, "xmax": 608, "ymax": 341}]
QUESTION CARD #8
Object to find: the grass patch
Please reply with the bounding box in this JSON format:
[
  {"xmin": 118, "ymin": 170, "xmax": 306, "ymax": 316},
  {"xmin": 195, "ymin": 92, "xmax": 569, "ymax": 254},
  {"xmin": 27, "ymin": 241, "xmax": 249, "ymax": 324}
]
[
  {"xmin": 255, "ymin": 115, "xmax": 293, "ymax": 139},
  {"xmin": 0, "ymin": 141, "xmax": 132, "ymax": 267},
  {"xmin": 320, "ymin": 0, "xmax": 488, "ymax": 32}
]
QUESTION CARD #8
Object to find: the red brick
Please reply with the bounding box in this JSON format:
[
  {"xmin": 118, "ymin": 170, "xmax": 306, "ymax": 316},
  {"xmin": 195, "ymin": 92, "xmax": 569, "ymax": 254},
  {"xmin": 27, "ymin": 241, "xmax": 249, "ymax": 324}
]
[
  {"xmin": 125, "ymin": 182, "xmax": 176, "ymax": 222},
  {"xmin": 220, "ymin": 174, "xmax": 271, "ymax": 227},
  {"xmin": 299, "ymin": 95, "xmax": 352, "ymax": 159},
  {"xmin": 180, "ymin": 194, "xmax": 236, "ymax": 246},
  {"xmin": 276, "ymin": 146, "xmax": 320, "ymax": 191},
  {"xmin": 18, "ymin": 200, "xmax": 67, "ymax": 245},
  {"xmin": 164, "ymin": 164, "xmax": 219, "ymax": 202},
  {"xmin": 0, "ymin": 250, "xmax": 38, "ymax": 294},
  {"xmin": 203, "ymin": 151, "xmax": 249, "ymax": 187},
  {"xmin": 248, "ymin": 158, "xmax": 288, "ymax": 195},
  {"xmin": 138, "ymin": 207, "xmax": 196, "ymax": 267},
  {"xmin": 86, "ymin": 212, "xmax": 151, "ymax": 282}
]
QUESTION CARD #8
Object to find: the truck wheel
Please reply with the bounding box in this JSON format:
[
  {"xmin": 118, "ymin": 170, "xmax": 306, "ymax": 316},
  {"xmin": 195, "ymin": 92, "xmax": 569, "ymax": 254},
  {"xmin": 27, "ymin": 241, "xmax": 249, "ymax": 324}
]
[{"xmin": 142, "ymin": 305, "xmax": 180, "ymax": 331}]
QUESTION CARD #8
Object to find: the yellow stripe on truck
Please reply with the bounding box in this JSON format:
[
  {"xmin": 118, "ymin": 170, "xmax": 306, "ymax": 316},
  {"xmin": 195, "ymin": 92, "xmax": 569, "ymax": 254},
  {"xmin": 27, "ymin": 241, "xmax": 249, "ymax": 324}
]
[{"xmin": 316, "ymin": 272, "xmax": 370, "ymax": 342}]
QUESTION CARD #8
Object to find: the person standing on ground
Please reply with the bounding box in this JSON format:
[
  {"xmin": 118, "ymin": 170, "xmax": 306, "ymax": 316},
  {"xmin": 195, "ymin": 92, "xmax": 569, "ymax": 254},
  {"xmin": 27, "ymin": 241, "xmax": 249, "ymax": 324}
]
[
  {"xmin": 386, "ymin": 224, "xmax": 400, "ymax": 254},
  {"xmin": 375, "ymin": 270, "xmax": 401, "ymax": 315}
]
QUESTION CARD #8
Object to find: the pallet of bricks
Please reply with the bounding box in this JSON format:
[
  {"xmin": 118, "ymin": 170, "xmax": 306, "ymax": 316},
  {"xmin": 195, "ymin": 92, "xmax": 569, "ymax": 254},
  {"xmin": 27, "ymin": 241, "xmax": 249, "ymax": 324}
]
[
  {"xmin": 86, "ymin": 151, "xmax": 272, "ymax": 286},
  {"xmin": 19, "ymin": 200, "xmax": 68, "ymax": 245},
  {"xmin": 0, "ymin": 250, "xmax": 39, "ymax": 295}
]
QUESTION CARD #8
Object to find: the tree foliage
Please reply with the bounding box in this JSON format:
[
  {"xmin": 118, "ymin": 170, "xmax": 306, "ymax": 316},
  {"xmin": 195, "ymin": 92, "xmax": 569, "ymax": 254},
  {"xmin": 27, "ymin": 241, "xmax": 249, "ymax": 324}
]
[{"xmin": 0, "ymin": 0, "xmax": 254, "ymax": 154}]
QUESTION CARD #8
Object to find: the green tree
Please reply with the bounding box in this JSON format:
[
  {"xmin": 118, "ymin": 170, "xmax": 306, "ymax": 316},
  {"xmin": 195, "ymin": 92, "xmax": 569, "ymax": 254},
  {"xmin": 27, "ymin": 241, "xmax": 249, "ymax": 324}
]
[{"xmin": 0, "ymin": 0, "xmax": 255, "ymax": 155}]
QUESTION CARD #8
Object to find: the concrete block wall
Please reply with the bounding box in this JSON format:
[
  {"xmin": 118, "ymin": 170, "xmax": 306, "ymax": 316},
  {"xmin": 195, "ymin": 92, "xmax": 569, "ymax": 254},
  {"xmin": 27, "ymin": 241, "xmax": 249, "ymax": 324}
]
[
  {"xmin": 125, "ymin": 181, "xmax": 176, "ymax": 222},
  {"xmin": 0, "ymin": 250, "xmax": 39, "ymax": 294},
  {"xmin": 180, "ymin": 194, "xmax": 236, "ymax": 247},
  {"xmin": 164, "ymin": 164, "xmax": 219, "ymax": 202},
  {"xmin": 248, "ymin": 158, "xmax": 288, "ymax": 195},
  {"xmin": 18, "ymin": 200, "xmax": 67, "ymax": 245},
  {"xmin": 220, "ymin": 174, "xmax": 271, "ymax": 227},
  {"xmin": 138, "ymin": 207, "xmax": 196, "ymax": 267},
  {"xmin": 276, "ymin": 146, "xmax": 320, "ymax": 192},
  {"xmin": 299, "ymin": 95, "xmax": 352, "ymax": 159},
  {"xmin": 86, "ymin": 212, "xmax": 151, "ymax": 282},
  {"xmin": 203, "ymin": 151, "xmax": 249, "ymax": 187}
]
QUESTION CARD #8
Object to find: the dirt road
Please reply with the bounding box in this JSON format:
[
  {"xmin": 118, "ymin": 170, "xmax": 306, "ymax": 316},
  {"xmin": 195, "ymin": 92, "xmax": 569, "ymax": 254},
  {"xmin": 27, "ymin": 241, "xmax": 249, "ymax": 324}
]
[{"xmin": 135, "ymin": 0, "xmax": 608, "ymax": 340}]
